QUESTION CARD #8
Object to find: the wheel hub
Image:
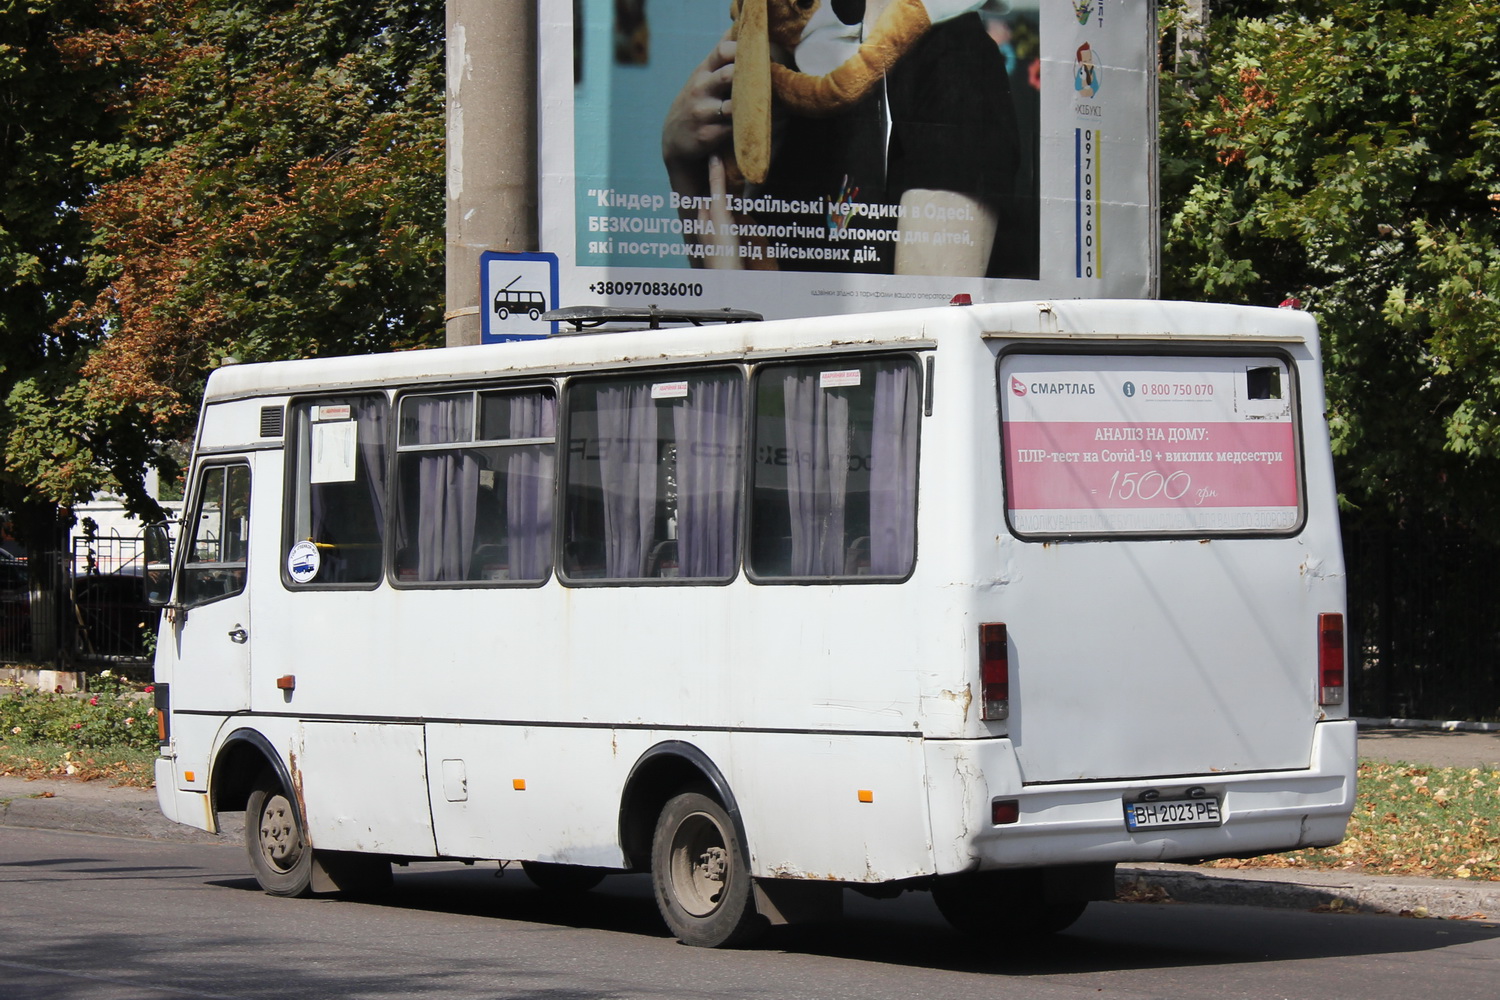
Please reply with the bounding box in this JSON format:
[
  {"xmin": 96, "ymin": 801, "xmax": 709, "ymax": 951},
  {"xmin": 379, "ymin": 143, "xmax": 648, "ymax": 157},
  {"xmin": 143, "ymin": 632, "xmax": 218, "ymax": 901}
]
[
  {"xmin": 696, "ymin": 845, "xmax": 728, "ymax": 883},
  {"xmin": 258, "ymin": 793, "xmax": 303, "ymax": 871}
]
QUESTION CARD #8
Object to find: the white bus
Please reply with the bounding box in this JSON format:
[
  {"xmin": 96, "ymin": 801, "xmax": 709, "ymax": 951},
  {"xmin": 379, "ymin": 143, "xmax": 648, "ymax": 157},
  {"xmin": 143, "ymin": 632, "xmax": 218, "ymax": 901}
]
[{"xmin": 149, "ymin": 299, "xmax": 1355, "ymax": 948}]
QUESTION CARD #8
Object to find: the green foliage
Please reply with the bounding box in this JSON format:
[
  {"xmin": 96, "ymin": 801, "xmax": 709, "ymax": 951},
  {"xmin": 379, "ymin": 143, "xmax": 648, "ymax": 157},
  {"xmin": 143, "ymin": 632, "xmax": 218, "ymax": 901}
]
[
  {"xmin": 0, "ymin": 0, "xmax": 164, "ymax": 545},
  {"xmin": 0, "ymin": 0, "xmax": 445, "ymax": 531},
  {"xmin": 0, "ymin": 675, "xmax": 159, "ymax": 754},
  {"xmin": 1160, "ymin": 0, "xmax": 1500, "ymax": 535}
]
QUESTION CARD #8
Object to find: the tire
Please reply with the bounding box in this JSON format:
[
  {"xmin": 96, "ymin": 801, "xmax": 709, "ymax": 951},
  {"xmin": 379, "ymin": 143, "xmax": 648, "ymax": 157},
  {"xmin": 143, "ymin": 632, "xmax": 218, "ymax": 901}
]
[
  {"xmin": 245, "ymin": 770, "xmax": 314, "ymax": 897},
  {"xmin": 931, "ymin": 871, "xmax": 1088, "ymax": 940},
  {"xmin": 497, "ymin": 307, "xmax": 509, "ymax": 320},
  {"xmin": 527, "ymin": 308, "xmax": 540, "ymax": 321},
  {"xmin": 521, "ymin": 861, "xmax": 607, "ymax": 894},
  {"xmin": 650, "ymin": 790, "xmax": 765, "ymax": 948}
]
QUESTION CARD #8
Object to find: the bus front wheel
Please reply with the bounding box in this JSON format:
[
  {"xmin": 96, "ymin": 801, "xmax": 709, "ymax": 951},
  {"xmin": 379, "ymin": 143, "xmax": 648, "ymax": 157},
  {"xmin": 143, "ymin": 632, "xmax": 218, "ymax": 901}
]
[
  {"xmin": 650, "ymin": 790, "xmax": 764, "ymax": 948},
  {"xmin": 245, "ymin": 770, "xmax": 314, "ymax": 897}
]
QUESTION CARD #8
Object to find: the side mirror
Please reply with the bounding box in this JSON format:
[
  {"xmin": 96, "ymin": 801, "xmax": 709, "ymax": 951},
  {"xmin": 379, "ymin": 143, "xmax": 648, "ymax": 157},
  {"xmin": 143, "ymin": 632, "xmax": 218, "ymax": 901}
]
[{"xmin": 145, "ymin": 522, "xmax": 174, "ymax": 606}]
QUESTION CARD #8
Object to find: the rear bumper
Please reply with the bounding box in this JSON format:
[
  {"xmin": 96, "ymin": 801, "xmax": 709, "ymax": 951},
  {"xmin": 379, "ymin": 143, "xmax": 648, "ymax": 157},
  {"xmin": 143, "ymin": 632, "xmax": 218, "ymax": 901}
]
[{"xmin": 925, "ymin": 719, "xmax": 1357, "ymax": 873}]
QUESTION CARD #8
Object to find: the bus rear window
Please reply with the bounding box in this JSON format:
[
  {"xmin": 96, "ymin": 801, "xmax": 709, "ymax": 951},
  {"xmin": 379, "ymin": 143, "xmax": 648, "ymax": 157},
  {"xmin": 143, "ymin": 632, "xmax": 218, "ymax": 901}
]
[{"xmin": 998, "ymin": 353, "xmax": 1303, "ymax": 538}]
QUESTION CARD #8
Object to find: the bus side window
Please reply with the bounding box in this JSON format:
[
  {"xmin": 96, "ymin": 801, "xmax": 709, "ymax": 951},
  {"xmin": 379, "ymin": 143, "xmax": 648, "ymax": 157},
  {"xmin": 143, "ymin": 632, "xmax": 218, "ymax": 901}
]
[
  {"xmin": 286, "ymin": 395, "xmax": 389, "ymax": 586},
  {"xmin": 393, "ymin": 387, "xmax": 557, "ymax": 584},
  {"xmin": 561, "ymin": 370, "xmax": 743, "ymax": 582},
  {"xmin": 749, "ymin": 358, "xmax": 920, "ymax": 581},
  {"xmin": 181, "ymin": 463, "xmax": 250, "ymax": 607}
]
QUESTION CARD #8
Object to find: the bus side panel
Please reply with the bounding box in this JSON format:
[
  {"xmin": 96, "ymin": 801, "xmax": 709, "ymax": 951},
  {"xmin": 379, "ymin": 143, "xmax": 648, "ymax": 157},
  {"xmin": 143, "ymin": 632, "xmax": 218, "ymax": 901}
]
[
  {"xmin": 422, "ymin": 726, "xmax": 935, "ymax": 882},
  {"xmin": 424, "ymin": 724, "xmax": 626, "ymax": 866},
  {"xmin": 297, "ymin": 721, "xmax": 438, "ymax": 856},
  {"xmin": 731, "ymin": 732, "xmax": 934, "ymax": 882}
]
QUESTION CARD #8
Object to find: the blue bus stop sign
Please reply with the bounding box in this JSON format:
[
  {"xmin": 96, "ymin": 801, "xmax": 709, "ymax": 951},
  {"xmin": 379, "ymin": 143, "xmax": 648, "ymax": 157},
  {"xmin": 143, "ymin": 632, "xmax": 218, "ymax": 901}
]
[{"xmin": 480, "ymin": 251, "xmax": 560, "ymax": 343}]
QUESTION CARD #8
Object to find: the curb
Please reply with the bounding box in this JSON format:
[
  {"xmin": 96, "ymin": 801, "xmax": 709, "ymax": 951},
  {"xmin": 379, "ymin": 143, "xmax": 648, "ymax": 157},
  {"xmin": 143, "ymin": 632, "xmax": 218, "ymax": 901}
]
[
  {"xmin": 1119, "ymin": 864, "xmax": 1500, "ymax": 921},
  {"xmin": 1356, "ymin": 717, "xmax": 1500, "ymax": 734},
  {"xmin": 0, "ymin": 779, "xmax": 240, "ymax": 845}
]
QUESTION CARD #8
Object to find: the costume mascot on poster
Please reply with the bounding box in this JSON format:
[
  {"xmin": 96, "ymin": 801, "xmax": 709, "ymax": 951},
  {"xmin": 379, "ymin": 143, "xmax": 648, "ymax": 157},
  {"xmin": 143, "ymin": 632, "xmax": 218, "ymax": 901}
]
[{"xmin": 728, "ymin": 0, "xmax": 991, "ymax": 184}]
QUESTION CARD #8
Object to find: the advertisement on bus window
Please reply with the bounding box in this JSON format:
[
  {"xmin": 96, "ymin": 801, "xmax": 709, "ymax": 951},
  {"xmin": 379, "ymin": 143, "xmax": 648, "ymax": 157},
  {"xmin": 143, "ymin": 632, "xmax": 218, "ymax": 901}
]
[
  {"xmin": 538, "ymin": 0, "xmax": 1157, "ymax": 319},
  {"xmin": 999, "ymin": 354, "xmax": 1303, "ymax": 537}
]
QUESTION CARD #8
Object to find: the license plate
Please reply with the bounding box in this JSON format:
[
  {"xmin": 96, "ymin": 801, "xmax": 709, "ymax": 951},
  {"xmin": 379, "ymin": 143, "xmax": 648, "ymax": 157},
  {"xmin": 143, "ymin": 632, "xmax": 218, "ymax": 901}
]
[{"xmin": 1124, "ymin": 797, "xmax": 1222, "ymax": 831}]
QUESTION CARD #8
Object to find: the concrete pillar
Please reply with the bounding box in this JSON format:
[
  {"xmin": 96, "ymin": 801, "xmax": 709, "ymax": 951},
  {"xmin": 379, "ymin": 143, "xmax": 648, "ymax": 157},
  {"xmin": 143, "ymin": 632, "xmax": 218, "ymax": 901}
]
[
  {"xmin": 446, "ymin": 0, "xmax": 539, "ymax": 348},
  {"xmin": 1175, "ymin": 0, "xmax": 1211, "ymax": 74}
]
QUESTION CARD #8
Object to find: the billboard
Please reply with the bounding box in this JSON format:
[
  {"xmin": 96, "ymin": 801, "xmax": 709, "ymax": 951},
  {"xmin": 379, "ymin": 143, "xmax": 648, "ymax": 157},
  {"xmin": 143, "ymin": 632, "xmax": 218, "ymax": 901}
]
[{"xmin": 539, "ymin": 1, "xmax": 1157, "ymax": 319}]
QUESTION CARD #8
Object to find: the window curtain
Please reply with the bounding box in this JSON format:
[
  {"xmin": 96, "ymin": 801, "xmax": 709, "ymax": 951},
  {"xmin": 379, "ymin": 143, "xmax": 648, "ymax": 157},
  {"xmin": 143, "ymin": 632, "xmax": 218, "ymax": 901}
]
[
  {"xmin": 505, "ymin": 393, "xmax": 557, "ymax": 581},
  {"xmin": 868, "ymin": 364, "xmax": 918, "ymax": 575},
  {"xmin": 672, "ymin": 377, "xmax": 742, "ymax": 578},
  {"xmin": 782, "ymin": 372, "xmax": 850, "ymax": 576},
  {"xmin": 595, "ymin": 384, "xmax": 658, "ymax": 578},
  {"xmin": 412, "ymin": 395, "xmax": 478, "ymax": 582}
]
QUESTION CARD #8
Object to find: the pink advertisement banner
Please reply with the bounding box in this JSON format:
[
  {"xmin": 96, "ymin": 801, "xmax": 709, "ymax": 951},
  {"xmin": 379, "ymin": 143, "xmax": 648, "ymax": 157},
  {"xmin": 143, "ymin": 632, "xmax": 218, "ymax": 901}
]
[{"xmin": 1005, "ymin": 420, "xmax": 1298, "ymax": 512}]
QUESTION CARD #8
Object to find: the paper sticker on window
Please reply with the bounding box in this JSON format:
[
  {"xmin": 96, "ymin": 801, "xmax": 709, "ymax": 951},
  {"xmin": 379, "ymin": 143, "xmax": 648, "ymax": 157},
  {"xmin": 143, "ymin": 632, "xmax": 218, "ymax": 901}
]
[
  {"xmin": 820, "ymin": 370, "xmax": 861, "ymax": 388},
  {"xmin": 315, "ymin": 404, "xmax": 352, "ymax": 422},
  {"xmin": 652, "ymin": 381, "xmax": 689, "ymax": 399},
  {"xmin": 310, "ymin": 420, "xmax": 358, "ymax": 484}
]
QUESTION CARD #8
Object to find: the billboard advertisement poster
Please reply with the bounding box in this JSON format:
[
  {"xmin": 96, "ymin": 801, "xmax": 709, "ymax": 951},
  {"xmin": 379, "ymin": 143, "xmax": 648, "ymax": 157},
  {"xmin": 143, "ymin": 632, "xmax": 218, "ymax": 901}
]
[
  {"xmin": 538, "ymin": 1, "xmax": 1157, "ymax": 320},
  {"xmin": 999, "ymin": 354, "xmax": 1303, "ymax": 537}
]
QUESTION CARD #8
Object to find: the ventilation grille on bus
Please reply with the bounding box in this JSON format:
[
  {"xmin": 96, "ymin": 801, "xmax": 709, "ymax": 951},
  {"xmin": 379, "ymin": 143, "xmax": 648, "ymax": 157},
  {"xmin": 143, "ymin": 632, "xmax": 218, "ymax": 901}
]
[{"xmin": 260, "ymin": 406, "xmax": 285, "ymax": 438}]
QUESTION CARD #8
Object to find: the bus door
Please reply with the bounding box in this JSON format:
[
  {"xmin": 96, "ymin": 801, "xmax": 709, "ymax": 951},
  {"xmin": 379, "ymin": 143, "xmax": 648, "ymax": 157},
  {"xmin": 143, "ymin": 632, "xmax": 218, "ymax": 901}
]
[{"xmin": 166, "ymin": 458, "xmax": 254, "ymax": 789}]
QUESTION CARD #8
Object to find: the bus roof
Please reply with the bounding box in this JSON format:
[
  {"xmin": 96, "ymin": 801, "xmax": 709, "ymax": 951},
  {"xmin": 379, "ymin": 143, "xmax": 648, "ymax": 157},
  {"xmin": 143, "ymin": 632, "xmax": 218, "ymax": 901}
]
[{"xmin": 201, "ymin": 299, "xmax": 1319, "ymax": 404}]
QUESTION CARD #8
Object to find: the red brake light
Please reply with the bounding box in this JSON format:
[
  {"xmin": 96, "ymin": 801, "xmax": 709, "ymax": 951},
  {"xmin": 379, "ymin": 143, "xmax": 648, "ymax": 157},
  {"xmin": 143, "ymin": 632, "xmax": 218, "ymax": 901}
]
[
  {"xmin": 980, "ymin": 623, "xmax": 1009, "ymax": 721},
  {"xmin": 1318, "ymin": 613, "xmax": 1345, "ymax": 706}
]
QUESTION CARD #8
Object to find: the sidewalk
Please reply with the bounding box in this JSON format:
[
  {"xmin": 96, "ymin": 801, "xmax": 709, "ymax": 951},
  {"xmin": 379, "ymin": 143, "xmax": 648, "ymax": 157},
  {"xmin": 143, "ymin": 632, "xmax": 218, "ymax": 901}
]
[{"xmin": 3, "ymin": 724, "xmax": 1498, "ymax": 922}]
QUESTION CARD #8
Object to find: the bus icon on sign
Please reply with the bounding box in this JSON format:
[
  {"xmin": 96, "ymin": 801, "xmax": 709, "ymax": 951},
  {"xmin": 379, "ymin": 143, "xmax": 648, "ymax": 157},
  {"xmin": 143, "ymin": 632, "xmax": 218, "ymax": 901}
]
[{"xmin": 493, "ymin": 277, "xmax": 545, "ymax": 322}]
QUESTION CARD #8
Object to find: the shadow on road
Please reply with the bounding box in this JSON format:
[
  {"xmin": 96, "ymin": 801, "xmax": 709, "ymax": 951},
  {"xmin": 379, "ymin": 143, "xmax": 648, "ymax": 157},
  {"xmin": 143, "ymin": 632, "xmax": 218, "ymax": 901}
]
[{"xmin": 210, "ymin": 862, "xmax": 1500, "ymax": 976}]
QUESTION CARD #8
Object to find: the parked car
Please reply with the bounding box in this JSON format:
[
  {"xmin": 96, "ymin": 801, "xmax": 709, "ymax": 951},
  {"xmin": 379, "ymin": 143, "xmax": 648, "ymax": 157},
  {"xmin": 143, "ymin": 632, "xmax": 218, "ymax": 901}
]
[
  {"xmin": 71, "ymin": 570, "xmax": 156, "ymax": 659},
  {"xmin": 0, "ymin": 556, "xmax": 29, "ymax": 658}
]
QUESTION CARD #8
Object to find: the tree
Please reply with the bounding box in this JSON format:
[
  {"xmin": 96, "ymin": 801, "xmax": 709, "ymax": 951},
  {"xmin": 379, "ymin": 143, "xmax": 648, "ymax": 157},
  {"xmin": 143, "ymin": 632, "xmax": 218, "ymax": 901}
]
[
  {"xmin": 1160, "ymin": 0, "xmax": 1500, "ymax": 536},
  {"xmin": 0, "ymin": 0, "xmax": 170, "ymax": 552},
  {"xmin": 1, "ymin": 0, "xmax": 445, "ymax": 538}
]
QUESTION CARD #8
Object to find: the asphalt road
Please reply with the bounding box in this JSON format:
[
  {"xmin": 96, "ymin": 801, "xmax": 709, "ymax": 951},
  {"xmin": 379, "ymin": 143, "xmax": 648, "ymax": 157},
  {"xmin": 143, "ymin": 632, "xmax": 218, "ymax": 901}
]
[{"xmin": 2, "ymin": 826, "xmax": 1499, "ymax": 1000}]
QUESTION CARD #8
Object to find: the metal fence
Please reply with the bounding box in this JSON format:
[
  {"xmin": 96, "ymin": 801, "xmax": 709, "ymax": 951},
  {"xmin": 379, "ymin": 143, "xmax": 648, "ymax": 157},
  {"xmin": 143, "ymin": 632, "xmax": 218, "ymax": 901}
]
[
  {"xmin": 1344, "ymin": 524, "xmax": 1500, "ymax": 722},
  {"xmin": 2, "ymin": 525, "xmax": 1494, "ymax": 719},
  {"xmin": 0, "ymin": 535, "xmax": 158, "ymax": 674}
]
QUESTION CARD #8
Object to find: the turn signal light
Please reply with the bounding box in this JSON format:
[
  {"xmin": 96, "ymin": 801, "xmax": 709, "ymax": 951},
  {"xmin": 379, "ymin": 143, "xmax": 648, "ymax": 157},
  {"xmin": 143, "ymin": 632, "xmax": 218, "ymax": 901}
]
[
  {"xmin": 1319, "ymin": 613, "xmax": 1345, "ymax": 706},
  {"xmin": 980, "ymin": 623, "xmax": 1009, "ymax": 721}
]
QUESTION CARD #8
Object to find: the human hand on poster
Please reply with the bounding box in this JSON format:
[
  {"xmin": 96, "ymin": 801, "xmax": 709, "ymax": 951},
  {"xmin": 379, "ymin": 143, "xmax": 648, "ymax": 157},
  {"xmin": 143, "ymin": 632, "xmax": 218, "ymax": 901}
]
[
  {"xmin": 661, "ymin": 0, "xmax": 1015, "ymax": 276},
  {"xmin": 661, "ymin": 28, "xmax": 737, "ymax": 205}
]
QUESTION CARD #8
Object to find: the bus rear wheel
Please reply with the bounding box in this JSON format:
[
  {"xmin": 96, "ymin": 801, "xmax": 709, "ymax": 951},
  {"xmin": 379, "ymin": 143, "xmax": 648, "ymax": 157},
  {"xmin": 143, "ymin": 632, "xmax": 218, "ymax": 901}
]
[
  {"xmin": 650, "ymin": 790, "xmax": 764, "ymax": 948},
  {"xmin": 245, "ymin": 770, "xmax": 314, "ymax": 897}
]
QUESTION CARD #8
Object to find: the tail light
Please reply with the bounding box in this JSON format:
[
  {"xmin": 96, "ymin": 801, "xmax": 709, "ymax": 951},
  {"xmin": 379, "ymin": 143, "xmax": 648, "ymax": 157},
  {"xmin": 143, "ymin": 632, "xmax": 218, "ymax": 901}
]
[
  {"xmin": 980, "ymin": 623, "xmax": 1009, "ymax": 721},
  {"xmin": 1318, "ymin": 613, "xmax": 1345, "ymax": 706}
]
